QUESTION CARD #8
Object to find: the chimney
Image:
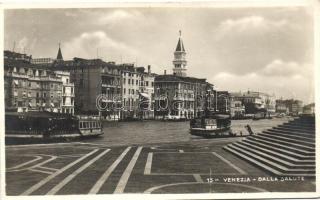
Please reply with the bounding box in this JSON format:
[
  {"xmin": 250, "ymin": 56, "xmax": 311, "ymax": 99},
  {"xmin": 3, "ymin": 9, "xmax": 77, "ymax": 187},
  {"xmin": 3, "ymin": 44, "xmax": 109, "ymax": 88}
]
[
  {"xmin": 148, "ymin": 65, "xmax": 151, "ymax": 74},
  {"xmin": 164, "ymin": 70, "xmax": 167, "ymax": 75}
]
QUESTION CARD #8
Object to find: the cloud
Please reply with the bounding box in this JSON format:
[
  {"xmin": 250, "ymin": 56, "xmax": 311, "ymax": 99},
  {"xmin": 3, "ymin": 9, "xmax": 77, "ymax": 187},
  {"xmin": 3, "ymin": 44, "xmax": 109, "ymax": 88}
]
[
  {"xmin": 97, "ymin": 10, "xmax": 143, "ymax": 25},
  {"xmin": 62, "ymin": 31, "xmax": 139, "ymax": 62},
  {"xmin": 212, "ymin": 15, "xmax": 312, "ymax": 75},
  {"xmin": 211, "ymin": 61, "xmax": 314, "ymax": 104},
  {"xmin": 261, "ymin": 59, "xmax": 299, "ymax": 77},
  {"xmin": 217, "ymin": 16, "xmax": 287, "ymax": 37}
]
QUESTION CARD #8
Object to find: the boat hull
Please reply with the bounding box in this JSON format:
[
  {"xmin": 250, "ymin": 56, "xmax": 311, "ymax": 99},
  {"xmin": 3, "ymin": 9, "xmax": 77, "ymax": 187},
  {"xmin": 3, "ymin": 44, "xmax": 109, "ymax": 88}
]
[
  {"xmin": 5, "ymin": 130, "xmax": 103, "ymax": 145},
  {"xmin": 189, "ymin": 127, "xmax": 232, "ymax": 138}
]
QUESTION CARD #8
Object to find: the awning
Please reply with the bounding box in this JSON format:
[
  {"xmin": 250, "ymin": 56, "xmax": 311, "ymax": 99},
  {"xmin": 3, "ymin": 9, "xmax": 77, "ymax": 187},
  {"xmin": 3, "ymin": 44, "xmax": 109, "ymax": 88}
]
[
  {"xmin": 213, "ymin": 114, "xmax": 230, "ymax": 119},
  {"xmin": 28, "ymin": 103, "xmax": 32, "ymax": 107},
  {"xmin": 14, "ymin": 80, "xmax": 18, "ymax": 85},
  {"xmin": 42, "ymin": 103, "xmax": 46, "ymax": 107},
  {"xmin": 139, "ymin": 92, "xmax": 150, "ymax": 99},
  {"xmin": 50, "ymin": 103, "xmax": 55, "ymax": 107}
]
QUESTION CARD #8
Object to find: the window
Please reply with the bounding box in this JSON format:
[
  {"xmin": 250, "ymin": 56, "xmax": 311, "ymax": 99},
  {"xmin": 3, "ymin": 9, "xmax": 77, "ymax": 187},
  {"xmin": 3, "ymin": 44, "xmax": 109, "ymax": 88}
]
[
  {"xmin": 36, "ymin": 92, "xmax": 39, "ymax": 98},
  {"xmin": 128, "ymin": 79, "xmax": 130, "ymax": 84},
  {"xmin": 79, "ymin": 79, "xmax": 84, "ymax": 87},
  {"xmin": 136, "ymin": 80, "xmax": 138, "ymax": 85},
  {"xmin": 132, "ymin": 79, "xmax": 134, "ymax": 85},
  {"xmin": 128, "ymin": 89, "xmax": 130, "ymax": 95},
  {"xmin": 71, "ymin": 87, "xmax": 74, "ymax": 94},
  {"xmin": 146, "ymin": 81, "xmax": 149, "ymax": 86},
  {"xmin": 124, "ymin": 88, "xmax": 126, "ymax": 94},
  {"xmin": 43, "ymin": 93, "xmax": 46, "ymax": 98},
  {"xmin": 132, "ymin": 89, "xmax": 134, "ymax": 95},
  {"xmin": 51, "ymin": 84, "xmax": 53, "ymax": 88},
  {"xmin": 151, "ymin": 82, "xmax": 154, "ymax": 87},
  {"xmin": 66, "ymin": 78, "xmax": 69, "ymax": 84}
]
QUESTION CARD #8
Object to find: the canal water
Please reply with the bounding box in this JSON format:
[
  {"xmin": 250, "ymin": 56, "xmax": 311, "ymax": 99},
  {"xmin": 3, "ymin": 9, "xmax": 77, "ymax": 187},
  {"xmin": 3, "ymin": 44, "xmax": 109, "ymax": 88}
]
[{"xmin": 89, "ymin": 117, "xmax": 292, "ymax": 147}]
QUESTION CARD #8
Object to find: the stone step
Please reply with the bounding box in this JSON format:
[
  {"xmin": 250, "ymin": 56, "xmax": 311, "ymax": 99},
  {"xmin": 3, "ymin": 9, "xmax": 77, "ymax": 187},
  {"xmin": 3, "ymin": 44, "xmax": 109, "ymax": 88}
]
[
  {"xmin": 269, "ymin": 127, "xmax": 315, "ymax": 139},
  {"xmin": 242, "ymin": 139, "xmax": 315, "ymax": 160},
  {"xmin": 262, "ymin": 130, "xmax": 315, "ymax": 143},
  {"xmin": 245, "ymin": 136, "xmax": 315, "ymax": 156},
  {"xmin": 224, "ymin": 144, "xmax": 315, "ymax": 175},
  {"xmin": 277, "ymin": 125, "xmax": 315, "ymax": 133},
  {"xmin": 223, "ymin": 145, "xmax": 283, "ymax": 176},
  {"xmin": 254, "ymin": 134, "xmax": 315, "ymax": 152},
  {"xmin": 258, "ymin": 133, "xmax": 315, "ymax": 147},
  {"xmin": 233, "ymin": 142, "xmax": 315, "ymax": 168},
  {"xmin": 283, "ymin": 122, "xmax": 315, "ymax": 129},
  {"xmin": 240, "ymin": 140, "xmax": 315, "ymax": 165}
]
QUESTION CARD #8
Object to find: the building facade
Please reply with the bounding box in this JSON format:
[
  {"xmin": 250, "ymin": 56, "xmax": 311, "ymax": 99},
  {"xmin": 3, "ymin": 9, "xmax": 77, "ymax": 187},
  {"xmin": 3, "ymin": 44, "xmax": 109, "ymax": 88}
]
[
  {"xmin": 231, "ymin": 91, "xmax": 276, "ymax": 116},
  {"xmin": 31, "ymin": 57, "xmax": 55, "ymax": 65},
  {"xmin": 138, "ymin": 65, "xmax": 156, "ymax": 119},
  {"xmin": 154, "ymin": 31, "xmax": 215, "ymax": 119},
  {"xmin": 275, "ymin": 99, "xmax": 303, "ymax": 116},
  {"xmin": 4, "ymin": 50, "xmax": 71, "ymax": 113},
  {"xmin": 58, "ymin": 58, "xmax": 122, "ymax": 120},
  {"xmin": 154, "ymin": 75, "xmax": 212, "ymax": 119},
  {"xmin": 55, "ymin": 70, "xmax": 75, "ymax": 115}
]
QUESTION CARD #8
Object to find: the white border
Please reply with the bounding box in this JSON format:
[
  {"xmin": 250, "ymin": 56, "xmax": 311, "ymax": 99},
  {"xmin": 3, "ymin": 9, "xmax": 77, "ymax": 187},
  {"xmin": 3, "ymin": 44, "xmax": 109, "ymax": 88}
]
[{"xmin": 1, "ymin": 0, "xmax": 319, "ymax": 199}]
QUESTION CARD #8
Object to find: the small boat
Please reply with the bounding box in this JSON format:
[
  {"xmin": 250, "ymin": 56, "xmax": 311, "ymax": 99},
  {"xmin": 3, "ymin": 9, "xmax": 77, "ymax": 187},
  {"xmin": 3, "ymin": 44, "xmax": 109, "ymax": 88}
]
[
  {"xmin": 190, "ymin": 113, "xmax": 232, "ymax": 138},
  {"xmin": 5, "ymin": 112, "xmax": 103, "ymax": 144}
]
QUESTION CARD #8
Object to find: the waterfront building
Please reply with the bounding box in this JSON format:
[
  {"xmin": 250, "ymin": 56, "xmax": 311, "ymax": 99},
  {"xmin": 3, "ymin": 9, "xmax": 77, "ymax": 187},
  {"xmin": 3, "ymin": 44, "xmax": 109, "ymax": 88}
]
[
  {"xmin": 275, "ymin": 99, "xmax": 303, "ymax": 116},
  {"xmin": 154, "ymin": 31, "xmax": 215, "ymax": 119},
  {"xmin": 31, "ymin": 57, "xmax": 55, "ymax": 65},
  {"xmin": 118, "ymin": 64, "xmax": 156, "ymax": 120},
  {"xmin": 303, "ymin": 103, "xmax": 315, "ymax": 115},
  {"xmin": 231, "ymin": 91, "xmax": 275, "ymax": 116},
  {"xmin": 229, "ymin": 95, "xmax": 245, "ymax": 118},
  {"xmin": 275, "ymin": 99, "xmax": 289, "ymax": 114},
  {"xmin": 57, "ymin": 57, "xmax": 122, "ymax": 120},
  {"xmin": 215, "ymin": 91, "xmax": 231, "ymax": 114},
  {"xmin": 54, "ymin": 70, "xmax": 75, "ymax": 114},
  {"xmin": 154, "ymin": 74, "xmax": 213, "ymax": 119},
  {"xmin": 4, "ymin": 50, "xmax": 64, "ymax": 113},
  {"xmin": 138, "ymin": 65, "xmax": 156, "ymax": 119},
  {"xmin": 4, "ymin": 50, "xmax": 32, "ymax": 62},
  {"xmin": 118, "ymin": 63, "xmax": 140, "ymax": 119}
]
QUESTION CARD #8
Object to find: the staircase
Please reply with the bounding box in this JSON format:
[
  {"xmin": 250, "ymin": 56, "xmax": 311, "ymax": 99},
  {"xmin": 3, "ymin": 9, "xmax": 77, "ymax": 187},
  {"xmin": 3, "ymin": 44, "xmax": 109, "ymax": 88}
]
[{"xmin": 223, "ymin": 115, "xmax": 315, "ymax": 177}]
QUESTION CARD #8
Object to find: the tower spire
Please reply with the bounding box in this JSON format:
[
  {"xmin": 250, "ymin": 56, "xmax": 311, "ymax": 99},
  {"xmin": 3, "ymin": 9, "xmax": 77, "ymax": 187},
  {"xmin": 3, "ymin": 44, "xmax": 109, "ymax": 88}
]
[
  {"xmin": 172, "ymin": 30, "xmax": 187, "ymax": 77},
  {"xmin": 56, "ymin": 42, "xmax": 63, "ymax": 61}
]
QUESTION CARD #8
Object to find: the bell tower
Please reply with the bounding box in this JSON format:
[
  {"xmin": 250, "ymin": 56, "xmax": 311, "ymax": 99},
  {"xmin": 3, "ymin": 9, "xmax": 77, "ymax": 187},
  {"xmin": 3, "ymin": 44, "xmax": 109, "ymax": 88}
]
[{"xmin": 172, "ymin": 30, "xmax": 187, "ymax": 77}]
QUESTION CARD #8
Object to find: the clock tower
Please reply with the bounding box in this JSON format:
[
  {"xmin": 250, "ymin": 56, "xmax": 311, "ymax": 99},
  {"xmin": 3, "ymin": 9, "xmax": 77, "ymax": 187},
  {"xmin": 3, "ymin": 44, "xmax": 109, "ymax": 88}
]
[{"xmin": 172, "ymin": 30, "xmax": 187, "ymax": 77}]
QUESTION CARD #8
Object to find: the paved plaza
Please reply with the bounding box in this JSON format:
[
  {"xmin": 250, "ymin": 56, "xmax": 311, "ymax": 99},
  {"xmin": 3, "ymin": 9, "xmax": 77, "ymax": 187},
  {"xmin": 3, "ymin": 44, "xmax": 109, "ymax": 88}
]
[{"xmin": 5, "ymin": 138, "xmax": 315, "ymax": 195}]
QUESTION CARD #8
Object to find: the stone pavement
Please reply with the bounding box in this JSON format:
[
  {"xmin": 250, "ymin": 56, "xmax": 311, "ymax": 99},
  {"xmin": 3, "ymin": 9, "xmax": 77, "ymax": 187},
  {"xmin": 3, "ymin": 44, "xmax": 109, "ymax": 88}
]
[{"xmin": 5, "ymin": 138, "xmax": 315, "ymax": 195}]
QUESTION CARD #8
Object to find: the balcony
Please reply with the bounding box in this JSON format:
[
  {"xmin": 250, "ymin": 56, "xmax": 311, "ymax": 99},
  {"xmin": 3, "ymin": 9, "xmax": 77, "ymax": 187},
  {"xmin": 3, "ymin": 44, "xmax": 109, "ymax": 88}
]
[
  {"xmin": 101, "ymin": 83, "xmax": 120, "ymax": 88},
  {"xmin": 173, "ymin": 96, "xmax": 184, "ymax": 101},
  {"xmin": 62, "ymin": 93, "xmax": 75, "ymax": 97},
  {"xmin": 9, "ymin": 72, "xmax": 28, "ymax": 79}
]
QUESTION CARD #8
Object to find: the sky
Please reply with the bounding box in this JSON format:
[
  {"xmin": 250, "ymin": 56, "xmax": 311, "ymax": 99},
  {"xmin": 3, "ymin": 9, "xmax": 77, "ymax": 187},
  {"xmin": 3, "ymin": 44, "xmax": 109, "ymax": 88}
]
[{"xmin": 4, "ymin": 6, "xmax": 315, "ymax": 104}]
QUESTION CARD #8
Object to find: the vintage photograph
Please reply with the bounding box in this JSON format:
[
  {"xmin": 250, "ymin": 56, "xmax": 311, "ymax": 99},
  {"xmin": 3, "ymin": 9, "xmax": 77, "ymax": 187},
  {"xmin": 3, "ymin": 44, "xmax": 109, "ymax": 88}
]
[{"xmin": 2, "ymin": 2, "xmax": 317, "ymax": 198}]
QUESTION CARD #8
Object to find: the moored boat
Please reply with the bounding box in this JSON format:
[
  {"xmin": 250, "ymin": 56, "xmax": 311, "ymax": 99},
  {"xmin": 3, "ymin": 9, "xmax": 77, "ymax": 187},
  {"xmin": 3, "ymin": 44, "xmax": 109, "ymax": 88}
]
[
  {"xmin": 190, "ymin": 113, "xmax": 232, "ymax": 138},
  {"xmin": 5, "ymin": 112, "xmax": 103, "ymax": 144}
]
